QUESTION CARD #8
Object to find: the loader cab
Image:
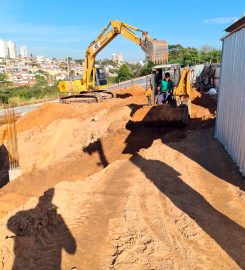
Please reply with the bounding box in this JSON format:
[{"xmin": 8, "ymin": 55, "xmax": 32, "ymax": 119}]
[
  {"xmin": 93, "ymin": 65, "xmax": 108, "ymax": 90},
  {"xmin": 151, "ymin": 64, "xmax": 181, "ymax": 91}
]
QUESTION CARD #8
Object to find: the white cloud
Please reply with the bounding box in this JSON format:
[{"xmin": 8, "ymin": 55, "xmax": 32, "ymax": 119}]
[{"xmin": 203, "ymin": 17, "xmax": 238, "ymax": 24}]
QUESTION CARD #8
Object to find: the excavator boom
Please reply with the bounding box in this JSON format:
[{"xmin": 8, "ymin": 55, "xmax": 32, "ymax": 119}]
[
  {"xmin": 82, "ymin": 20, "xmax": 168, "ymax": 89},
  {"xmin": 59, "ymin": 20, "xmax": 168, "ymax": 102}
]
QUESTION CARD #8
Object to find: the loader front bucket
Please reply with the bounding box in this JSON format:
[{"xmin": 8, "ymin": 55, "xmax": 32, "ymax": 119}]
[
  {"xmin": 141, "ymin": 39, "xmax": 168, "ymax": 64},
  {"xmin": 130, "ymin": 104, "xmax": 189, "ymax": 127}
]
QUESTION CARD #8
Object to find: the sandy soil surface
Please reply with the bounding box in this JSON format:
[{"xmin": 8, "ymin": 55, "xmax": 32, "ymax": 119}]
[{"xmin": 0, "ymin": 86, "xmax": 244, "ymax": 270}]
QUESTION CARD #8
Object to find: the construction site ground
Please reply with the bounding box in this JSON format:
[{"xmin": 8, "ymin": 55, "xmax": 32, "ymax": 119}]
[{"xmin": 0, "ymin": 85, "xmax": 244, "ymax": 270}]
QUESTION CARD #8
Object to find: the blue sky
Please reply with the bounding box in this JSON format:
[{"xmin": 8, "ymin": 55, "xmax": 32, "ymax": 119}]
[{"xmin": 0, "ymin": 0, "xmax": 244, "ymax": 60}]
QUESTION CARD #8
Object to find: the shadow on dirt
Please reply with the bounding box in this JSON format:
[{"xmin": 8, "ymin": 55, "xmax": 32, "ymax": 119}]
[
  {"xmin": 80, "ymin": 99, "xmax": 244, "ymax": 267},
  {"xmin": 0, "ymin": 144, "xmax": 10, "ymax": 188},
  {"xmin": 7, "ymin": 188, "xmax": 76, "ymax": 270},
  {"xmin": 83, "ymin": 139, "xmax": 109, "ymax": 168},
  {"xmin": 127, "ymin": 104, "xmax": 145, "ymax": 117},
  {"xmin": 116, "ymin": 93, "xmax": 133, "ymax": 99},
  {"xmin": 191, "ymin": 94, "xmax": 217, "ymax": 115},
  {"xmin": 125, "ymin": 104, "xmax": 244, "ymax": 191},
  {"xmin": 131, "ymin": 154, "xmax": 245, "ymax": 269}
]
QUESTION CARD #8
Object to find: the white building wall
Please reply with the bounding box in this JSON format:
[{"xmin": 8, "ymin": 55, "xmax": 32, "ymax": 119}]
[
  {"xmin": 7, "ymin": 41, "xmax": 17, "ymax": 59},
  {"xmin": 111, "ymin": 53, "xmax": 117, "ymax": 62},
  {"xmin": 117, "ymin": 53, "xmax": 124, "ymax": 63},
  {"xmin": 0, "ymin": 40, "xmax": 9, "ymax": 58},
  {"xmin": 20, "ymin": 45, "xmax": 28, "ymax": 58},
  {"xmin": 215, "ymin": 27, "xmax": 245, "ymax": 176}
]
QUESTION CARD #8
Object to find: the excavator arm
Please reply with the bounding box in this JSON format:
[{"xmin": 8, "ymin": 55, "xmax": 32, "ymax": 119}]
[{"xmin": 82, "ymin": 20, "xmax": 168, "ymax": 89}]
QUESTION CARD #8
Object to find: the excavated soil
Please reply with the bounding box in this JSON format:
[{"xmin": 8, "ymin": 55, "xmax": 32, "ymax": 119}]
[{"xmin": 0, "ymin": 86, "xmax": 245, "ymax": 270}]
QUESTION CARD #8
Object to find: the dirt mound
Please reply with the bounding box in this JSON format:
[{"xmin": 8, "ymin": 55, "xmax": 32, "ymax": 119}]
[
  {"xmin": 0, "ymin": 85, "xmax": 244, "ymax": 269},
  {"xmin": 190, "ymin": 88, "xmax": 201, "ymax": 101},
  {"xmin": 116, "ymin": 84, "xmax": 145, "ymax": 96},
  {"xmin": 16, "ymin": 85, "xmax": 145, "ymax": 133},
  {"xmin": 1, "ymin": 129, "xmax": 244, "ymax": 270}
]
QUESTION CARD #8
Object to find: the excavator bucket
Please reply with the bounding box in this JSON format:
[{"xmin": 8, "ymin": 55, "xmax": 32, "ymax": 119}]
[{"xmin": 141, "ymin": 39, "xmax": 168, "ymax": 64}]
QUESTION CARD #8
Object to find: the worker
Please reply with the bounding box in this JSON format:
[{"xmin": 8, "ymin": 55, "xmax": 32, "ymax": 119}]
[
  {"xmin": 144, "ymin": 79, "xmax": 152, "ymax": 106},
  {"xmin": 154, "ymin": 70, "xmax": 161, "ymax": 104},
  {"xmin": 157, "ymin": 72, "xmax": 173, "ymax": 104}
]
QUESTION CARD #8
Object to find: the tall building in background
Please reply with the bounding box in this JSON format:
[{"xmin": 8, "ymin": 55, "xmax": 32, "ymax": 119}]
[
  {"xmin": 111, "ymin": 53, "xmax": 124, "ymax": 63},
  {"xmin": 7, "ymin": 41, "xmax": 16, "ymax": 59},
  {"xmin": 111, "ymin": 53, "xmax": 117, "ymax": 62},
  {"xmin": 0, "ymin": 40, "xmax": 9, "ymax": 58},
  {"xmin": 20, "ymin": 45, "xmax": 28, "ymax": 58},
  {"xmin": 117, "ymin": 53, "xmax": 124, "ymax": 63}
]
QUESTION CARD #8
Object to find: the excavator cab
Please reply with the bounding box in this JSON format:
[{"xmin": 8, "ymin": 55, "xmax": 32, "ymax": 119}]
[
  {"xmin": 94, "ymin": 65, "xmax": 108, "ymax": 90},
  {"xmin": 151, "ymin": 64, "xmax": 181, "ymax": 92},
  {"xmin": 59, "ymin": 65, "xmax": 108, "ymax": 94}
]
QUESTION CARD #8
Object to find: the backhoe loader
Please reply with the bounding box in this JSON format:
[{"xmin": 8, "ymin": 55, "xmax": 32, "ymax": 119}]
[
  {"xmin": 59, "ymin": 20, "xmax": 168, "ymax": 103},
  {"xmin": 135, "ymin": 64, "xmax": 191, "ymax": 126}
]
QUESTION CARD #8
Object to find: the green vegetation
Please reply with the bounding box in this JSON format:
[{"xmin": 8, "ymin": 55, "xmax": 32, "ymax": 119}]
[
  {"xmin": 169, "ymin": 44, "xmax": 222, "ymax": 66},
  {"xmin": 116, "ymin": 64, "xmax": 132, "ymax": 82},
  {"xmin": 140, "ymin": 60, "xmax": 154, "ymax": 76},
  {"xmin": 0, "ymin": 73, "xmax": 8, "ymax": 82},
  {"xmin": 0, "ymin": 83, "xmax": 58, "ymax": 107},
  {"xmin": 114, "ymin": 45, "xmax": 222, "ymax": 82},
  {"xmin": 107, "ymin": 76, "xmax": 117, "ymax": 84}
]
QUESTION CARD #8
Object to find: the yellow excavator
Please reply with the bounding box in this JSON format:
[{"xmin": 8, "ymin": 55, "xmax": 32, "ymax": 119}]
[{"xmin": 59, "ymin": 20, "xmax": 168, "ymax": 103}]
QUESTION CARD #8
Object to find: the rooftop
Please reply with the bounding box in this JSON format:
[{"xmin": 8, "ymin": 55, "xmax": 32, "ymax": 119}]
[{"xmin": 225, "ymin": 16, "xmax": 245, "ymax": 33}]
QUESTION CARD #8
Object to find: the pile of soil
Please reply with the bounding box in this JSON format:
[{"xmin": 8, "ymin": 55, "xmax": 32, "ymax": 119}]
[{"xmin": 0, "ymin": 86, "xmax": 244, "ymax": 270}]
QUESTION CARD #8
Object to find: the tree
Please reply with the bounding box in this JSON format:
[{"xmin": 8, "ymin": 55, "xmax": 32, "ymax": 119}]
[
  {"xmin": 116, "ymin": 64, "xmax": 132, "ymax": 82},
  {"xmin": 74, "ymin": 59, "xmax": 83, "ymax": 65},
  {"xmin": 182, "ymin": 47, "xmax": 200, "ymax": 66},
  {"xmin": 127, "ymin": 63, "xmax": 142, "ymax": 78},
  {"xmin": 200, "ymin": 48, "xmax": 222, "ymax": 63},
  {"xmin": 0, "ymin": 73, "xmax": 8, "ymax": 82},
  {"xmin": 140, "ymin": 60, "xmax": 154, "ymax": 76},
  {"xmin": 35, "ymin": 74, "xmax": 47, "ymax": 85},
  {"xmin": 169, "ymin": 44, "xmax": 222, "ymax": 66}
]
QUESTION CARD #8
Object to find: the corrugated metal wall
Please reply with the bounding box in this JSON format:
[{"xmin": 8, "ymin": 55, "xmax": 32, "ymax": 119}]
[{"xmin": 215, "ymin": 27, "xmax": 245, "ymax": 176}]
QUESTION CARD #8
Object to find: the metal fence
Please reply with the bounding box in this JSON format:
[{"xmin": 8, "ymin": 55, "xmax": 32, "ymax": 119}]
[
  {"xmin": 108, "ymin": 75, "xmax": 150, "ymax": 90},
  {"xmin": 215, "ymin": 27, "xmax": 245, "ymax": 177}
]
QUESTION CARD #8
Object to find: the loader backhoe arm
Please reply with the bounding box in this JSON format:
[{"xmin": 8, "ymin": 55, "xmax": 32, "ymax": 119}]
[{"xmin": 82, "ymin": 20, "xmax": 168, "ymax": 89}]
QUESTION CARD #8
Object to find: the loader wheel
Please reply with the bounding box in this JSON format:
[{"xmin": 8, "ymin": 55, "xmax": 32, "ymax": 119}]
[
  {"xmin": 179, "ymin": 104, "xmax": 189, "ymax": 126},
  {"xmin": 182, "ymin": 98, "xmax": 191, "ymax": 116}
]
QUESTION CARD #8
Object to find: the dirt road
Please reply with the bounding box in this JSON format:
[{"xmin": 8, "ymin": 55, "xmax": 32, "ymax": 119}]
[{"xmin": 0, "ymin": 86, "xmax": 244, "ymax": 269}]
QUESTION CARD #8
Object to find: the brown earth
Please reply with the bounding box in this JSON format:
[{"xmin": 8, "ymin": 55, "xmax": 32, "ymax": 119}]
[{"xmin": 0, "ymin": 86, "xmax": 244, "ymax": 270}]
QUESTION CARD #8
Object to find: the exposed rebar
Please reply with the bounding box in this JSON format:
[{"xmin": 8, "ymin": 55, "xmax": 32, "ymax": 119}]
[{"xmin": 4, "ymin": 108, "xmax": 19, "ymax": 170}]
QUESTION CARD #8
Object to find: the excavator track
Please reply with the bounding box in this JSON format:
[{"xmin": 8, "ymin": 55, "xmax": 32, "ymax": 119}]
[{"xmin": 60, "ymin": 90, "xmax": 116, "ymax": 104}]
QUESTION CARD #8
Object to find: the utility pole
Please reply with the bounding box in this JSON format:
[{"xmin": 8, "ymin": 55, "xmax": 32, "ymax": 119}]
[{"xmin": 67, "ymin": 57, "xmax": 70, "ymax": 77}]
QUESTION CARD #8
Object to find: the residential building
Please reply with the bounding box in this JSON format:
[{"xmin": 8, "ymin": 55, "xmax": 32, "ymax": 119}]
[
  {"xmin": 117, "ymin": 53, "xmax": 124, "ymax": 63},
  {"xmin": 20, "ymin": 45, "xmax": 28, "ymax": 58},
  {"xmin": 0, "ymin": 40, "xmax": 9, "ymax": 58},
  {"xmin": 111, "ymin": 53, "xmax": 117, "ymax": 62},
  {"xmin": 7, "ymin": 41, "xmax": 17, "ymax": 59}
]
